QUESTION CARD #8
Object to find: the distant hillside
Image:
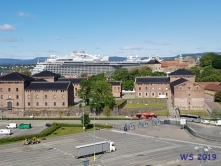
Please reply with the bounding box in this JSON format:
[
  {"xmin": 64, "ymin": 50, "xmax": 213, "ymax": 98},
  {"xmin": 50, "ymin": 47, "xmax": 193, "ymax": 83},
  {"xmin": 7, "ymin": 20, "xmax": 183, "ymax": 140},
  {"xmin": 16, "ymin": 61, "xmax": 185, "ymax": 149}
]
[
  {"xmin": 0, "ymin": 52, "xmax": 220, "ymax": 65},
  {"xmin": 0, "ymin": 57, "xmax": 47, "ymax": 65}
]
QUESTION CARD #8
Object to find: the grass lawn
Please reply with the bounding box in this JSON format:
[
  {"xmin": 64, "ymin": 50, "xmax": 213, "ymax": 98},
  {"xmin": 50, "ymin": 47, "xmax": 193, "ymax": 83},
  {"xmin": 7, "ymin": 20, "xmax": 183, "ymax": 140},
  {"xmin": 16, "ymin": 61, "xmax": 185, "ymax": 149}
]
[
  {"xmin": 152, "ymin": 109, "xmax": 169, "ymax": 116},
  {"xmin": 180, "ymin": 110, "xmax": 208, "ymax": 117},
  {"xmin": 219, "ymin": 102, "xmax": 221, "ymax": 106},
  {"xmin": 46, "ymin": 127, "xmax": 94, "ymax": 138},
  {"xmin": 124, "ymin": 102, "xmax": 167, "ymax": 108}
]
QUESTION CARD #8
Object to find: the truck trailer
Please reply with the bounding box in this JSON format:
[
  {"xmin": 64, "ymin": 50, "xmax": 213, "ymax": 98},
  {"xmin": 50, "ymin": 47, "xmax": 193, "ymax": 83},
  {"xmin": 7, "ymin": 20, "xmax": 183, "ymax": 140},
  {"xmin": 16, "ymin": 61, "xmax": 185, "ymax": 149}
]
[{"xmin": 74, "ymin": 141, "xmax": 116, "ymax": 159}]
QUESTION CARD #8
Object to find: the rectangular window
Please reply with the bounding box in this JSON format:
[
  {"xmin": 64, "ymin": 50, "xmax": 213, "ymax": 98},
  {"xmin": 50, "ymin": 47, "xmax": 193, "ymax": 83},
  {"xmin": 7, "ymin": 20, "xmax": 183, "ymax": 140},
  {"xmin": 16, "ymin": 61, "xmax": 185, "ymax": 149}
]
[
  {"xmin": 36, "ymin": 102, "xmax": 39, "ymax": 106},
  {"xmin": 45, "ymin": 95, "xmax": 47, "ymax": 99},
  {"xmin": 28, "ymin": 102, "xmax": 30, "ymax": 106},
  {"xmin": 16, "ymin": 95, "xmax": 19, "ymax": 99},
  {"xmin": 139, "ymin": 87, "xmax": 141, "ymax": 90},
  {"xmin": 8, "ymin": 88, "xmax": 10, "ymax": 92},
  {"xmin": 17, "ymin": 102, "xmax": 19, "ymax": 106},
  {"xmin": 138, "ymin": 93, "xmax": 141, "ymax": 96},
  {"xmin": 1, "ymin": 95, "xmax": 3, "ymax": 99},
  {"xmin": 0, "ymin": 88, "xmax": 2, "ymax": 92},
  {"xmin": 16, "ymin": 88, "xmax": 18, "ymax": 92},
  {"xmin": 62, "ymin": 102, "xmax": 65, "ymax": 106},
  {"xmin": 45, "ymin": 102, "xmax": 47, "ymax": 106},
  {"xmin": 54, "ymin": 102, "xmax": 56, "ymax": 106}
]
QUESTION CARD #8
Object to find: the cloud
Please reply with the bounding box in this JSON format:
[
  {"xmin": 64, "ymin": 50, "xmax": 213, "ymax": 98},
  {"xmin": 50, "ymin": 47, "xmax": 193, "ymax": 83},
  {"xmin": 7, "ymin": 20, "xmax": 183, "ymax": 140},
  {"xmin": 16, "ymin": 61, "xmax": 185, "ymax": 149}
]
[
  {"xmin": 194, "ymin": 47, "xmax": 206, "ymax": 49},
  {"xmin": 144, "ymin": 39, "xmax": 172, "ymax": 46},
  {"xmin": 17, "ymin": 12, "xmax": 34, "ymax": 17},
  {"xmin": 145, "ymin": 48, "xmax": 160, "ymax": 50},
  {"xmin": 120, "ymin": 46, "xmax": 143, "ymax": 50},
  {"xmin": 0, "ymin": 37, "xmax": 19, "ymax": 42},
  {"xmin": 54, "ymin": 37, "xmax": 61, "ymax": 40},
  {"xmin": 0, "ymin": 24, "xmax": 16, "ymax": 31}
]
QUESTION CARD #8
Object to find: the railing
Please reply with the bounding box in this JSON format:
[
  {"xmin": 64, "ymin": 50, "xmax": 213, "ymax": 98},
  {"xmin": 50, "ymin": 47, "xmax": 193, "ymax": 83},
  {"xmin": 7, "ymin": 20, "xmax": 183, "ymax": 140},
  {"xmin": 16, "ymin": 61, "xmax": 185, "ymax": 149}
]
[{"xmin": 185, "ymin": 125, "xmax": 221, "ymax": 142}]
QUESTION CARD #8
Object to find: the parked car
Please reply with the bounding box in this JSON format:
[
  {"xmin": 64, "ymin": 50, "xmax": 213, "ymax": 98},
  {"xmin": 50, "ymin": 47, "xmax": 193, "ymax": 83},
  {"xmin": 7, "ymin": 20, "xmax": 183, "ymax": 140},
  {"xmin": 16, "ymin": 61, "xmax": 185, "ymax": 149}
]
[
  {"xmin": 214, "ymin": 120, "xmax": 221, "ymax": 126},
  {"xmin": 125, "ymin": 116, "xmax": 132, "ymax": 119},
  {"xmin": 45, "ymin": 123, "xmax": 52, "ymax": 127},
  {"xmin": 202, "ymin": 120, "xmax": 210, "ymax": 124}
]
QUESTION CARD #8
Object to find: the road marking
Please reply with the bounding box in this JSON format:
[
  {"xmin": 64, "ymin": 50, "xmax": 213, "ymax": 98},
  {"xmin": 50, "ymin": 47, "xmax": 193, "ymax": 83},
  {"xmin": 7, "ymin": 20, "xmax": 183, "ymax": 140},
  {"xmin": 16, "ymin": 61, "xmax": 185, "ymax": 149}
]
[{"xmin": 111, "ymin": 129, "xmax": 221, "ymax": 149}]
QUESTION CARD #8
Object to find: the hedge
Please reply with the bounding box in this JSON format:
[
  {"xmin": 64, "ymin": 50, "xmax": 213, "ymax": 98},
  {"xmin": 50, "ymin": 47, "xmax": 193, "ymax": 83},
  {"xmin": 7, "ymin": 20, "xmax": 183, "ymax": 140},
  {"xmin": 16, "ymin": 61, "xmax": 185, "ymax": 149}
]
[
  {"xmin": 2, "ymin": 117, "xmax": 139, "ymax": 120},
  {"xmin": 0, "ymin": 123, "xmax": 112, "ymax": 145}
]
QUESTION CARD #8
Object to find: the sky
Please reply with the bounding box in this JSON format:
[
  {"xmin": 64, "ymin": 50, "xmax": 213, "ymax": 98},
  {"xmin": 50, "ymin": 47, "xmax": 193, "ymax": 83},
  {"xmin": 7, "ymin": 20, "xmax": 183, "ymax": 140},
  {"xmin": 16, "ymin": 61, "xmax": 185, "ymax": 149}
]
[{"xmin": 1, "ymin": 0, "xmax": 221, "ymax": 59}]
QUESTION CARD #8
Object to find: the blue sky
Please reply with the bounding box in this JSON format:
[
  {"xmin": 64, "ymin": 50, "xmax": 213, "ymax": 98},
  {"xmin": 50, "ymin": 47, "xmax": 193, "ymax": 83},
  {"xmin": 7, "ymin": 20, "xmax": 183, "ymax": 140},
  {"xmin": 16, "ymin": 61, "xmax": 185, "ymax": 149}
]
[{"xmin": 1, "ymin": 0, "xmax": 221, "ymax": 59}]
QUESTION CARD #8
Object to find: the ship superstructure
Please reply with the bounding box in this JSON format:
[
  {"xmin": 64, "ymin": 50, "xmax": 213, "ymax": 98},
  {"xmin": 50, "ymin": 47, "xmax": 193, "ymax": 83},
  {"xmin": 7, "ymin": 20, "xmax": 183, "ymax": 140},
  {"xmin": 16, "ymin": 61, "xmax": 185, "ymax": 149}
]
[{"xmin": 31, "ymin": 51, "xmax": 161, "ymax": 77}]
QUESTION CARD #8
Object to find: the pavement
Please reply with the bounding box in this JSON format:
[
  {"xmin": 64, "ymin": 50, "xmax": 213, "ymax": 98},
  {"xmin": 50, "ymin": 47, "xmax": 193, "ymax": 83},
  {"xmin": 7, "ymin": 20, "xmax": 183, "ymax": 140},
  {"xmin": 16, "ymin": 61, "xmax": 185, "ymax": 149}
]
[{"xmin": 1, "ymin": 124, "xmax": 221, "ymax": 166}]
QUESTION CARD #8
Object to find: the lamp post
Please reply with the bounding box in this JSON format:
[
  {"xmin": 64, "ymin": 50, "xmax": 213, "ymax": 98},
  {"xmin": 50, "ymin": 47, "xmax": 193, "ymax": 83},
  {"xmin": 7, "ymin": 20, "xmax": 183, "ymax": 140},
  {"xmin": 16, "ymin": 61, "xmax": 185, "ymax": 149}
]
[
  {"xmin": 81, "ymin": 92, "xmax": 86, "ymax": 132},
  {"xmin": 93, "ymin": 107, "xmax": 96, "ymax": 162},
  {"xmin": 194, "ymin": 146, "xmax": 211, "ymax": 166}
]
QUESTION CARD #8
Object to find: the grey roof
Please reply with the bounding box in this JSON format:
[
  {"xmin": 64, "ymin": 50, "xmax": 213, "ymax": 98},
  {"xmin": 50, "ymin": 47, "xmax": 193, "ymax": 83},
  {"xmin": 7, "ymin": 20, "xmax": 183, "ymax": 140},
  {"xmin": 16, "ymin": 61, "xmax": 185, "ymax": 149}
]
[
  {"xmin": 146, "ymin": 59, "xmax": 161, "ymax": 64},
  {"xmin": 57, "ymin": 78, "xmax": 87, "ymax": 84},
  {"xmin": 0, "ymin": 72, "xmax": 34, "ymax": 81},
  {"xmin": 32, "ymin": 71, "xmax": 60, "ymax": 78},
  {"xmin": 25, "ymin": 82, "xmax": 70, "ymax": 90},
  {"xmin": 169, "ymin": 69, "xmax": 195, "ymax": 76},
  {"xmin": 33, "ymin": 78, "xmax": 47, "ymax": 82},
  {"xmin": 136, "ymin": 77, "xmax": 170, "ymax": 84},
  {"xmin": 170, "ymin": 78, "xmax": 188, "ymax": 87},
  {"xmin": 109, "ymin": 82, "xmax": 121, "ymax": 85}
]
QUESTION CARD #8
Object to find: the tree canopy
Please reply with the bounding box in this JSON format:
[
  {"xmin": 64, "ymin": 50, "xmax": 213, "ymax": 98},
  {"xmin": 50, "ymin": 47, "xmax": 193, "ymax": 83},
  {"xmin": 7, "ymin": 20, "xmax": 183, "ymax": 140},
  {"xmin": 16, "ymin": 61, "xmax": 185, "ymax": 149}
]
[
  {"xmin": 77, "ymin": 73, "xmax": 115, "ymax": 115},
  {"xmin": 12, "ymin": 67, "xmax": 31, "ymax": 76},
  {"xmin": 214, "ymin": 90, "xmax": 221, "ymax": 102},
  {"xmin": 199, "ymin": 52, "xmax": 217, "ymax": 67},
  {"xmin": 212, "ymin": 55, "xmax": 221, "ymax": 69}
]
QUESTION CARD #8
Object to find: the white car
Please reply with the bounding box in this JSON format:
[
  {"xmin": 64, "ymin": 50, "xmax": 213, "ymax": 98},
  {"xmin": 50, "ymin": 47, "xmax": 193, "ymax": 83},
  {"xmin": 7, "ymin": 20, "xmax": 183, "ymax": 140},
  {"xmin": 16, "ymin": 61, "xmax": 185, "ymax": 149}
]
[
  {"xmin": 125, "ymin": 116, "xmax": 132, "ymax": 119},
  {"xmin": 202, "ymin": 120, "xmax": 210, "ymax": 124}
]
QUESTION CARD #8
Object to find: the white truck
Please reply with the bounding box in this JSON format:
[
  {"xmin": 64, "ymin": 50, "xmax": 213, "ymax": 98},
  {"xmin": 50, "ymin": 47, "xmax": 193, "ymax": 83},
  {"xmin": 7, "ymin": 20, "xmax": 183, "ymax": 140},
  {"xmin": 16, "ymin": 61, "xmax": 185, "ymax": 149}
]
[
  {"xmin": 74, "ymin": 141, "xmax": 116, "ymax": 159},
  {"xmin": 214, "ymin": 120, "xmax": 221, "ymax": 126},
  {"xmin": 0, "ymin": 129, "xmax": 11, "ymax": 135},
  {"xmin": 6, "ymin": 123, "xmax": 17, "ymax": 129}
]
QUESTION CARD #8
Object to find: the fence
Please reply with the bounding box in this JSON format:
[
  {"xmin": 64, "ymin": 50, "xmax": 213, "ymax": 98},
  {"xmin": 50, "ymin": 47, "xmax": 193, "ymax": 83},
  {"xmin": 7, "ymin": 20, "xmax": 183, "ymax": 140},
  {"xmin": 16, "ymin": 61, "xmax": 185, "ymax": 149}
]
[{"xmin": 185, "ymin": 125, "xmax": 221, "ymax": 142}]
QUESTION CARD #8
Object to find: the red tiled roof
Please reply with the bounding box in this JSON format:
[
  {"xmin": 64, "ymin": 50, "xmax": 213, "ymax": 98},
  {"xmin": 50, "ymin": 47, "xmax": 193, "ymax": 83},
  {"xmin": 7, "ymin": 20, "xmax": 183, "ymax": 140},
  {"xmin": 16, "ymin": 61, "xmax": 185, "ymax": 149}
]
[
  {"xmin": 205, "ymin": 84, "xmax": 221, "ymax": 91},
  {"xmin": 197, "ymin": 82, "xmax": 220, "ymax": 87},
  {"xmin": 161, "ymin": 61, "xmax": 188, "ymax": 67}
]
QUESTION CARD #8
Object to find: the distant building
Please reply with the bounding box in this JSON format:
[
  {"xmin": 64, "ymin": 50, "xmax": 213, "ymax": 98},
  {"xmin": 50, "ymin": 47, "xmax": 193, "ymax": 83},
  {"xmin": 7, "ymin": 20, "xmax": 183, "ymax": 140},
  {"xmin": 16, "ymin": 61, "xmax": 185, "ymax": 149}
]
[
  {"xmin": 161, "ymin": 55, "xmax": 195, "ymax": 72},
  {"xmin": 135, "ymin": 69, "xmax": 204, "ymax": 110}
]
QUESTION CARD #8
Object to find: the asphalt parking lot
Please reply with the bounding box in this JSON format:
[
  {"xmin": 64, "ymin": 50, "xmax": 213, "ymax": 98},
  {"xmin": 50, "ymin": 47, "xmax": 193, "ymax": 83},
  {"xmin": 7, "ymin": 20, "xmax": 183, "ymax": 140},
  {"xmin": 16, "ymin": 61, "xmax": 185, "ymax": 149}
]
[
  {"xmin": 0, "ymin": 125, "xmax": 221, "ymax": 166},
  {"xmin": 0, "ymin": 121, "xmax": 49, "ymax": 138}
]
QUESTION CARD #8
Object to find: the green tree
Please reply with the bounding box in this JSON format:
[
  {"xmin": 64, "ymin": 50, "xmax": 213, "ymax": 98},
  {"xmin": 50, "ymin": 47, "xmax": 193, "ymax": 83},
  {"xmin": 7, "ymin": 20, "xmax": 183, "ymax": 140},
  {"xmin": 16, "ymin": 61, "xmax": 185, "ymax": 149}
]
[
  {"xmin": 89, "ymin": 80, "xmax": 115, "ymax": 115},
  {"xmin": 214, "ymin": 90, "xmax": 221, "ymax": 102},
  {"xmin": 151, "ymin": 71, "xmax": 167, "ymax": 76},
  {"xmin": 80, "ymin": 73, "xmax": 88, "ymax": 77},
  {"xmin": 210, "ymin": 109, "xmax": 221, "ymax": 119},
  {"xmin": 187, "ymin": 66, "xmax": 201, "ymax": 77},
  {"xmin": 123, "ymin": 80, "xmax": 134, "ymax": 91},
  {"xmin": 102, "ymin": 105, "xmax": 111, "ymax": 117},
  {"xmin": 212, "ymin": 55, "xmax": 221, "ymax": 69},
  {"xmin": 77, "ymin": 79, "xmax": 91, "ymax": 105},
  {"xmin": 81, "ymin": 114, "xmax": 90, "ymax": 129},
  {"xmin": 113, "ymin": 68, "xmax": 129, "ymax": 81},
  {"xmin": 12, "ymin": 67, "xmax": 31, "ymax": 76},
  {"xmin": 138, "ymin": 66, "xmax": 152, "ymax": 77},
  {"xmin": 199, "ymin": 52, "xmax": 217, "ymax": 67}
]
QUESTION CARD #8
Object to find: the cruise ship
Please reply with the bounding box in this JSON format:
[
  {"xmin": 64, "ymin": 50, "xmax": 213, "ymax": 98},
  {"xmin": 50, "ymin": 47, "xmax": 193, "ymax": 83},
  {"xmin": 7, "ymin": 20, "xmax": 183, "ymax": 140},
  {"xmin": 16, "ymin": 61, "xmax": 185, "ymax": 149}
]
[{"xmin": 31, "ymin": 51, "xmax": 161, "ymax": 77}]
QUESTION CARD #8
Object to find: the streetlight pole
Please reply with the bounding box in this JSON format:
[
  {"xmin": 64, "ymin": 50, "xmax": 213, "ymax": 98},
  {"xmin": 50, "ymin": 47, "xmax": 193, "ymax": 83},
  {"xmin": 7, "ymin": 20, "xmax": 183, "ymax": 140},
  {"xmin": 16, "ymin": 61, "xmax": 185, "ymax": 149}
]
[{"xmin": 93, "ymin": 107, "xmax": 96, "ymax": 162}]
